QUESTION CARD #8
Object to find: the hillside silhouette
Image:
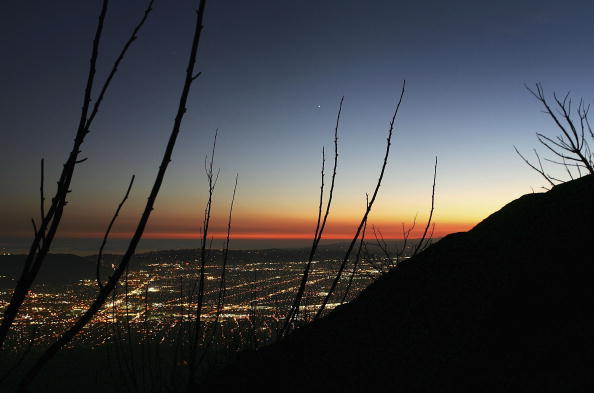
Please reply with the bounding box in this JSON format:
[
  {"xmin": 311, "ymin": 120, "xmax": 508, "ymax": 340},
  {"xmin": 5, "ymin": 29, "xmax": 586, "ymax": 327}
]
[
  {"xmin": 202, "ymin": 174, "xmax": 594, "ymax": 392},
  {"xmin": 0, "ymin": 254, "xmax": 96, "ymax": 287}
]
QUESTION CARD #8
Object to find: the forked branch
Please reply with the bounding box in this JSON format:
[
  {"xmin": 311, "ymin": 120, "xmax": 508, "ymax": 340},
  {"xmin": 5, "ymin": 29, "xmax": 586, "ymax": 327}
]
[
  {"xmin": 518, "ymin": 83, "xmax": 594, "ymax": 187},
  {"xmin": 96, "ymin": 175, "xmax": 136, "ymax": 289},
  {"xmin": 0, "ymin": 0, "xmax": 155, "ymax": 350},
  {"xmin": 315, "ymin": 81, "xmax": 406, "ymax": 320},
  {"xmin": 17, "ymin": 1, "xmax": 207, "ymax": 389},
  {"xmin": 279, "ymin": 96, "xmax": 343, "ymax": 338},
  {"xmin": 413, "ymin": 156, "xmax": 437, "ymax": 256}
]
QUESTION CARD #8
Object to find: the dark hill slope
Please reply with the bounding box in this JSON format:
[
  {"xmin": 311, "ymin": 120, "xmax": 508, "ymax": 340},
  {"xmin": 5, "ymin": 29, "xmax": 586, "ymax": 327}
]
[{"xmin": 202, "ymin": 175, "xmax": 594, "ymax": 393}]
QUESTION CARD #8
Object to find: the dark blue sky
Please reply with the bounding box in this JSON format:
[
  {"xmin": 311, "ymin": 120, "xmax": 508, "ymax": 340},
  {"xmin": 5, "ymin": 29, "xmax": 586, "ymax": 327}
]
[{"xmin": 2, "ymin": 0, "xmax": 594, "ymax": 247}]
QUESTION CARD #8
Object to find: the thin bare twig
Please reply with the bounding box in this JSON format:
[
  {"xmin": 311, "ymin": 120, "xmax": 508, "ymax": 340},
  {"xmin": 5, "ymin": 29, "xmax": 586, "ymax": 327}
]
[
  {"xmin": 514, "ymin": 146, "xmax": 556, "ymax": 188},
  {"xmin": 341, "ymin": 194, "xmax": 369, "ymax": 304},
  {"xmin": 0, "ymin": 0, "xmax": 110, "ymax": 349},
  {"xmin": 413, "ymin": 156, "xmax": 437, "ymax": 256},
  {"xmin": 18, "ymin": 1, "xmax": 207, "ymax": 389},
  {"xmin": 96, "ymin": 175, "xmax": 135, "ymax": 289},
  {"xmin": 197, "ymin": 174, "xmax": 239, "ymax": 367},
  {"xmin": 315, "ymin": 81, "xmax": 406, "ymax": 320},
  {"xmin": 39, "ymin": 159, "xmax": 45, "ymax": 241},
  {"xmin": 520, "ymin": 83, "xmax": 594, "ymax": 186},
  {"xmin": 279, "ymin": 96, "xmax": 343, "ymax": 338},
  {"xmin": 188, "ymin": 129, "xmax": 218, "ymax": 389},
  {"xmin": 1, "ymin": 0, "xmax": 154, "ymax": 350}
]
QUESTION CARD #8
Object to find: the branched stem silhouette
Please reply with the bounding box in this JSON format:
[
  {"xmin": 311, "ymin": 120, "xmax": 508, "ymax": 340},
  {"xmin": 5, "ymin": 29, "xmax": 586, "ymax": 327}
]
[
  {"xmin": 197, "ymin": 174, "xmax": 239, "ymax": 368},
  {"xmin": 341, "ymin": 195, "xmax": 369, "ymax": 304},
  {"xmin": 315, "ymin": 81, "xmax": 406, "ymax": 320},
  {"xmin": 188, "ymin": 130, "xmax": 220, "ymax": 390},
  {"xmin": 0, "ymin": 0, "xmax": 154, "ymax": 350},
  {"xmin": 17, "ymin": 1, "xmax": 206, "ymax": 390},
  {"xmin": 517, "ymin": 83, "xmax": 594, "ymax": 187},
  {"xmin": 279, "ymin": 96, "xmax": 343, "ymax": 338},
  {"xmin": 412, "ymin": 156, "xmax": 437, "ymax": 256},
  {"xmin": 96, "ymin": 175, "xmax": 136, "ymax": 289}
]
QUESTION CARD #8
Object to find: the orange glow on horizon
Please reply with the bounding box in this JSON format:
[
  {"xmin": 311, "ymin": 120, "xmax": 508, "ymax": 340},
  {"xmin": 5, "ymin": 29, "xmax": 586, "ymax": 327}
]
[{"xmin": 43, "ymin": 221, "xmax": 475, "ymax": 241}]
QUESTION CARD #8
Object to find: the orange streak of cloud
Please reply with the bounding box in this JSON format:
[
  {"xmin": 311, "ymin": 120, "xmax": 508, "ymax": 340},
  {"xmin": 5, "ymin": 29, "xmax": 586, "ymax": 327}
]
[{"xmin": 49, "ymin": 220, "xmax": 475, "ymax": 240}]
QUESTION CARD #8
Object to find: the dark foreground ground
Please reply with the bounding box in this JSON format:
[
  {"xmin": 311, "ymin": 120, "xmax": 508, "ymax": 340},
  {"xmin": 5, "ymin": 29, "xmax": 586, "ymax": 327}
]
[{"xmin": 202, "ymin": 175, "xmax": 594, "ymax": 393}]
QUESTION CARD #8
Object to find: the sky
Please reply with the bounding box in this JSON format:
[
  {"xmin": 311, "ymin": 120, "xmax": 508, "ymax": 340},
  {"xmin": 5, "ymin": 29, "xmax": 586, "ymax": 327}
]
[{"xmin": 2, "ymin": 0, "xmax": 594, "ymax": 252}]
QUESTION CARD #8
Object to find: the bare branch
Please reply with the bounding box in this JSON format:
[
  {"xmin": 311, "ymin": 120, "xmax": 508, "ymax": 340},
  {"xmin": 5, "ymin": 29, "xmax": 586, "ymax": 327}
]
[
  {"xmin": 18, "ymin": 1, "xmax": 207, "ymax": 388},
  {"xmin": 39, "ymin": 159, "xmax": 45, "ymax": 236},
  {"xmin": 84, "ymin": 0, "xmax": 156, "ymax": 130},
  {"xmin": 279, "ymin": 96, "xmax": 343, "ymax": 338},
  {"xmin": 315, "ymin": 81, "xmax": 406, "ymax": 320},
  {"xmin": 0, "ymin": 0, "xmax": 110, "ymax": 350},
  {"xmin": 372, "ymin": 225, "xmax": 392, "ymax": 263},
  {"xmin": 514, "ymin": 146, "xmax": 556, "ymax": 188},
  {"xmin": 96, "ymin": 175, "xmax": 136, "ymax": 289},
  {"xmin": 413, "ymin": 156, "xmax": 437, "ymax": 256},
  {"xmin": 397, "ymin": 215, "xmax": 417, "ymax": 261},
  {"xmin": 197, "ymin": 173, "xmax": 239, "ymax": 367},
  {"xmin": 188, "ymin": 128, "xmax": 218, "ymax": 389},
  {"xmin": 1, "ymin": 0, "xmax": 155, "ymax": 350},
  {"xmin": 522, "ymin": 83, "xmax": 594, "ymax": 184},
  {"xmin": 341, "ymin": 194, "xmax": 369, "ymax": 304}
]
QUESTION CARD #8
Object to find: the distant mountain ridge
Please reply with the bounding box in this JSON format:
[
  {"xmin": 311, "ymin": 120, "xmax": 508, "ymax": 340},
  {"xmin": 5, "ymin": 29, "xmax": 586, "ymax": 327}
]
[
  {"xmin": 0, "ymin": 240, "xmax": 425, "ymax": 289},
  {"xmin": 202, "ymin": 174, "xmax": 594, "ymax": 393},
  {"xmin": 0, "ymin": 238, "xmax": 426, "ymax": 289},
  {"xmin": 0, "ymin": 254, "xmax": 96, "ymax": 287}
]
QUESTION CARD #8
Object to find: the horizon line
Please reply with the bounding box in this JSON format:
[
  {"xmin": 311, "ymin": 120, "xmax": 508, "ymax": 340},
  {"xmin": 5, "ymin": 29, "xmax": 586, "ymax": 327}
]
[{"xmin": 2, "ymin": 231, "xmax": 462, "ymax": 241}]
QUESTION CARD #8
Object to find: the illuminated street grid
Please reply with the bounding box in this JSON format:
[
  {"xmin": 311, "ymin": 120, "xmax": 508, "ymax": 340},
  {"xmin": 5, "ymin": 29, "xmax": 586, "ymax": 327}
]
[{"xmin": 0, "ymin": 248, "xmax": 381, "ymax": 351}]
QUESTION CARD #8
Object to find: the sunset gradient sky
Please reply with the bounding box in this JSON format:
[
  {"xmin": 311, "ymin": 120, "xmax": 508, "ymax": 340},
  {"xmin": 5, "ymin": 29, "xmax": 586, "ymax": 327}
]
[{"xmin": 3, "ymin": 0, "xmax": 594, "ymax": 251}]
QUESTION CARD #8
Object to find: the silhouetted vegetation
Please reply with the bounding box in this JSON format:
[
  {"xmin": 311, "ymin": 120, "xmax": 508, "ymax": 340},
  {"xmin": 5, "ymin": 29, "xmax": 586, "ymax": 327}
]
[
  {"xmin": 0, "ymin": 2, "xmax": 444, "ymax": 392},
  {"xmin": 315, "ymin": 82, "xmax": 405, "ymax": 320},
  {"xmin": 279, "ymin": 97, "xmax": 342, "ymax": 339},
  {"xmin": 0, "ymin": 0, "xmax": 155, "ymax": 352},
  {"xmin": 200, "ymin": 173, "xmax": 594, "ymax": 393},
  {"xmin": 516, "ymin": 83, "xmax": 594, "ymax": 188}
]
